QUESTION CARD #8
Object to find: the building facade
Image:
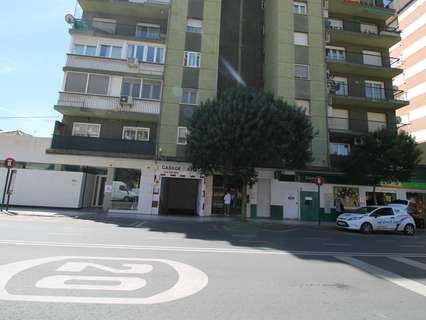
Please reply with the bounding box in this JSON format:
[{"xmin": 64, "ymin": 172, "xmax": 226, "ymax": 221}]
[
  {"xmin": 42, "ymin": 0, "xmax": 419, "ymax": 220},
  {"xmin": 389, "ymin": 0, "xmax": 426, "ymax": 142}
]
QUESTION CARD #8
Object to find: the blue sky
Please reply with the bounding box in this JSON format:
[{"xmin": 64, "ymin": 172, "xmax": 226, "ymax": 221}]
[{"xmin": 0, "ymin": 0, "xmax": 76, "ymax": 137}]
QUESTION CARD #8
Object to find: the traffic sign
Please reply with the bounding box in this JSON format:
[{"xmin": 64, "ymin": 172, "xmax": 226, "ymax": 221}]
[
  {"xmin": 313, "ymin": 176, "xmax": 325, "ymax": 186},
  {"xmin": 3, "ymin": 158, "xmax": 16, "ymax": 169}
]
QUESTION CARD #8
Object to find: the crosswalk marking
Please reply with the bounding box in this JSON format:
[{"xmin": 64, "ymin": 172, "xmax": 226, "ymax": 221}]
[
  {"xmin": 335, "ymin": 256, "xmax": 426, "ymax": 298},
  {"xmin": 390, "ymin": 257, "xmax": 426, "ymax": 271}
]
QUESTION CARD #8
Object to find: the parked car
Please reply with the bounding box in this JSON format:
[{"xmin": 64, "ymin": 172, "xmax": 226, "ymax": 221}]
[
  {"xmin": 112, "ymin": 181, "xmax": 138, "ymax": 202},
  {"xmin": 336, "ymin": 206, "xmax": 416, "ymax": 235},
  {"xmin": 389, "ymin": 200, "xmax": 425, "ymax": 229}
]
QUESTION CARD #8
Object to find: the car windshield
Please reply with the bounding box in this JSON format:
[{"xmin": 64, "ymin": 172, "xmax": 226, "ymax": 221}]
[{"xmin": 353, "ymin": 207, "xmax": 377, "ymax": 214}]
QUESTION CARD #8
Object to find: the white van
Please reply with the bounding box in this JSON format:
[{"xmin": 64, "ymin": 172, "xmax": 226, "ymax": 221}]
[{"xmin": 112, "ymin": 181, "xmax": 138, "ymax": 202}]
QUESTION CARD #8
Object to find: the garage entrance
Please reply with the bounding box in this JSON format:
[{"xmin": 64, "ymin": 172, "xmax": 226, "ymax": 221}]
[{"xmin": 160, "ymin": 178, "xmax": 199, "ymax": 216}]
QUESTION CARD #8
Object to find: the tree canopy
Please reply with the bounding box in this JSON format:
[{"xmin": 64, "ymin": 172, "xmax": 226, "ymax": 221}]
[
  {"xmin": 344, "ymin": 128, "xmax": 422, "ymax": 201},
  {"xmin": 186, "ymin": 87, "xmax": 315, "ymax": 217}
]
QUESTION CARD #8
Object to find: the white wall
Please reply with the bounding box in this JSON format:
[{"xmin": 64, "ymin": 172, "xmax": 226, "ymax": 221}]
[{"xmin": 0, "ymin": 168, "xmax": 84, "ymax": 208}]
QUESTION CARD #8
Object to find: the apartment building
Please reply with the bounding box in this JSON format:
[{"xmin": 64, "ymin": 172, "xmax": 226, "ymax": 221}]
[
  {"xmin": 43, "ymin": 0, "xmax": 422, "ymax": 220},
  {"xmin": 388, "ymin": 0, "xmax": 426, "ymax": 142}
]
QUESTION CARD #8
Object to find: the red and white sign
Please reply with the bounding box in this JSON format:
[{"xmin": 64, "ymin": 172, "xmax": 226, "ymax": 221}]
[
  {"xmin": 313, "ymin": 176, "xmax": 325, "ymax": 186},
  {"xmin": 3, "ymin": 158, "xmax": 16, "ymax": 169}
]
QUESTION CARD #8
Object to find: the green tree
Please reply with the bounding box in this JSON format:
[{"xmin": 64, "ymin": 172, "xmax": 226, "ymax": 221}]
[
  {"xmin": 186, "ymin": 87, "xmax": 315, "ymax": 218},
  {"xmin": 344, "ymin": 128, "xmax": 422, "ymax": 204}
]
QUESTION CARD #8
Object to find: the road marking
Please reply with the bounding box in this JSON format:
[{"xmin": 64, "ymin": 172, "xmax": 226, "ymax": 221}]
[
  {"xmin": 335, "ymin": 256, "xmax": 426, "ymax": 297},
  {"xmin": 323, "ymin": 243, "xmax": 352, "ymax": 247},
  {"xmin": 0, "ymin": 239, "xmax": 426, "ymax": 257},
  {"xmin": 390, "ymin": 257, "xmax": 426, "ymax": 271},
  {"xmin": 0, "ymin": 256, "xmax": 208, "ymax": 304},
  {"xmin": 399, "ymin": 245, "xmax": 424, "ymax": 248}
]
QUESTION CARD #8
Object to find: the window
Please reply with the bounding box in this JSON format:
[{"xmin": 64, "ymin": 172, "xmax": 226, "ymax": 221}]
[
  {"xmin": 365, "ymin": 80, "xmax": 385, "ymax": 100},
  {"xmin": 372, "ymin": 208, "xmax": 394, "ymax": 216},
  {"xmin": 121, "ymin": 78, "xmax": 141, "ymax": 98},
  {"xmin": 136, "ymin": 23, "xmax": 161, "ymax": 40},
  {"xmin": 181, "ymin": 89, "xmax": 198, "ymax": 105},
  {"xmin": 72, "ymin": 122, "xmax": 101, "ymax": 138},
  {"xmin": 99, "ymin": 45, "xmax": 122, "ymax": 59},
  {"xmin": 360, "ymin": 23, "xmax": 378, "ymax": 34},
  {"xmin": 330, "ymin": 143, "xmax": 350, "ymax": 156},
  {"xmin": 87, "ymin": 74, "xmax": 109, "ymax": 95},
  {"xmin": 362, "ymin": 50, "xmax": 382, "ymax": 66},
  {"xmin": 64, "ymin": 72, "xmax": 88, "ymax": 93},
  {"xmin": 332, "ymin": 76, "xmax": 348, "ymax": 96},
  {"xmin": 64, "ymin": 72, "xmax": 109, "ymax": 95},
  {"xmin": 328, "ymin": 18, "xmax": 343, "ymax": 30},
  {"xmin": 293, "ymin": 2, "xmax": 307, "ymax": 14},
  {"xmin": 127, "ymin": 44, "xmax": 165, "ymax": 64},
  {"xmin": 177, "ymin": 127, "xmax": 188, "ymax": 145},
  {"xmin": 122, "ymin": 127, "xmax": 150, "ymax": 141},
  {"xmin": 141, "ymin": 81, "xmax": 162, "ymax": 100},
  {"xmin": 294, "ymin": 32, "xmax": 308, "ymax": 46},
  {"xmin": 326, "ymin": 46, "xmax": 346, "ymax": 61},
  {"xmin": 187, "ymin": 19, "xmax": 203, "ymax": 33},
  {"xmin": 368, "ymin": 112, "xmax": 387, "ymax": 132},
  {"xmin": 295, "ymin": 64, "xmax": 309, "ymax": 79},
  {"xmin": 92, "ymin": 18, "xmax": 116, "ymax": 34},
  {"xmin": 73, "ymin": 44, "xmax": 97, "ymax": 56},
  {"xmin": 184, "ymin": 51, "xmax": 201, "ymax": 68},
  {"xmin": 329, "ymin": 108, "xmax": 349, "ymax": 130},
  {"xmin": 295, "ymin": 99, "xmax": 310, "ymax": 115}
]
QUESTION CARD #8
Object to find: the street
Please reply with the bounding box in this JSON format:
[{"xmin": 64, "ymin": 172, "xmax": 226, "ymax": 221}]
[{"xmin": 0, "ymin": 213, "xmax": 425, "ymax": 320}]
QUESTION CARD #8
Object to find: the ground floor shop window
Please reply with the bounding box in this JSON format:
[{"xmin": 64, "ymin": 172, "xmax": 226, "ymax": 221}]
[
  {"xmin": 334, "ymin": 187, "xmax": 360, "ymax": 210},
  {"xmin": 111, "ymin": 168, "xmax": 141, "ymax": 210},
  {"xmin": 366, "ymin": 192, "xmax": 396, "ymax": 206}
]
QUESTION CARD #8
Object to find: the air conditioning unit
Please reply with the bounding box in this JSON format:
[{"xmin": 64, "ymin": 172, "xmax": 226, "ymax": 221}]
[
  {"xmin": 354, "ymin": 137, "xmax": 365, "ymax": 145},
  {"xmin": 127, "ymin": 57, "xmax": 139, "ymax": 68},
  {"xmin": 120, "ymin": 95, "xmax": 133, "ymax": 106}
]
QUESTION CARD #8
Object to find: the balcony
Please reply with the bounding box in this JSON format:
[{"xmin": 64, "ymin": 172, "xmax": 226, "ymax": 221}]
[
  {"xmin": 78, "ymin": 0, "xmax": 170, "ymax": 20},
  {"xmin": 50, "ymin": 135, "xmax": 155, "ymax": 158},
  {"xmin": 326, "ymin": 51, "xmax": 403, "ymax": 78},
  {"xmin": 326, "ymin": 20, "xmax": 400, "ymax": 48},
  {"xmin": 55, "ymin": 92, "xmax": 160, "ymax": 121},
  {"xmin": 328, "ymin": 0, "xmax": 395, "ymax": 20},
  {"xmin": 330, "ymin": 84, "xmax": 408, "ymax": 109},
  {"xmin": 328, "ymin": 117, "xmax": 391, "ymax": 133},
  {"xmin": 71, "ymin": 19, "xmax": 167, "ymax": 43},
  {"xmin": 66, "ymin": 54, "xmax": 164, "ymax": 77}
]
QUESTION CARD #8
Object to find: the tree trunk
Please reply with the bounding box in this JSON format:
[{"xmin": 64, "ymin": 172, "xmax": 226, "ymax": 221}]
[
  {"xmin": 241, "ymin": 177, "xmax": 248, "ymax": 220},
  {"xmin": 373, "ymin": 184, "xmax": 377, "ymax": 205}
]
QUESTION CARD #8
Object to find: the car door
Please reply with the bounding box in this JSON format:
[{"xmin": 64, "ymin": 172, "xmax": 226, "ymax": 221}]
[{"xmin": 372, "ymin": 207, "xmax": 395, "ymax": 230}]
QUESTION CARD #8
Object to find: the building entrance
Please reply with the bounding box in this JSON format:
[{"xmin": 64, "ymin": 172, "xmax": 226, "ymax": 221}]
[
  {"xmin": 160, "ymin": 178, "xmax": 199, "ymax": 216},
  {"xmin": 92, "ymin": 175, "xmax": 107, "ymax": 207}
]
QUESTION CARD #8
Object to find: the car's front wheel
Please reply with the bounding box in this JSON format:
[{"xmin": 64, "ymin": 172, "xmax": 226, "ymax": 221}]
[
  {"xmin": 360, "ymin": 222, "xmax": 373, "ymax": 234},
  {"xmin": 404, "ymin": 223, "xmax": 415, "ymax": 236}
]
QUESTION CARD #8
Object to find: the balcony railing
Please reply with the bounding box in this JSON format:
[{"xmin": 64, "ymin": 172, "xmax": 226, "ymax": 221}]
[
  {"xmin": 326, "ymin": 51, "xmax": 400, "ymax": 67},
  {"xmin": 66, "ymin": 54, "xmax": 165, "ymax": 76},
  {"xmin": 325, "ymin": 19, "xmax": 399, "ymax": 34},
  {"xmin": 343, "ymin": 0, "xmax": 387, "ymax": 8},
  {"xmin": 51, "ymin": 135, "xmax": 155, "ymax": 156},
  {"xmin": 57, "ymin": 92, "xmax": 161, "ymax": 115},
  {"xmin": 71, "ymin": 19, "xmax": 166, "ymax": 42},
  {"xmin": 329, "ymin": 84, "xmax": 404, "ymax": 101}
]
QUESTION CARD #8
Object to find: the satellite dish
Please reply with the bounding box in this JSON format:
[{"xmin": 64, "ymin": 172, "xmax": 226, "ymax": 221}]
[{"xmin": 65, "ymin": 14, "xmax": 75, "ymax": 24}]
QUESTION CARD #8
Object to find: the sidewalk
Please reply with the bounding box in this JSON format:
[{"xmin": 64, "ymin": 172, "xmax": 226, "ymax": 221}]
[{"xmin": 1, "ymin": 207, "xmax": 335, "ymax": 227}]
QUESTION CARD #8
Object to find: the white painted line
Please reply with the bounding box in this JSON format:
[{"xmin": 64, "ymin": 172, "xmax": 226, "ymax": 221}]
[
  {"xmin": 0, "ymin": 239, "xmax": 426, "ymax": 257},
  {"xmin": 390, "ymin": 257, "xmax": 426, "ymax": 271},
  {"xmin": 335, "ymin": 256, "xmax": 426, "ymax": 298},
  {"xmin": 323, "ymin": 243, "xmax": 351, "ymax": 246},
  {"xmin": 400, "ymin": 245, "xmax": 424, "ymax": 248}
]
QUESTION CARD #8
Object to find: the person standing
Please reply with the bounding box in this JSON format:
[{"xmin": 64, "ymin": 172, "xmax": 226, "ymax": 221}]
[{"xmin": 224, "ymin": 191, "xmax": 232, "ymax": 216}]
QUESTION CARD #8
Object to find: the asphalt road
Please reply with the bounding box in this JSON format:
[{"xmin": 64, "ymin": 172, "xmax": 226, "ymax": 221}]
[{"xmin": 0, "ymin": 213, "xmax": 425, "ymax": 320}]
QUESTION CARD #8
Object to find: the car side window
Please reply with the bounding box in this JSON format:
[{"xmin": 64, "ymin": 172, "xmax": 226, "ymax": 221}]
[{"xmin": 374, "ymin": 208, "xmax": 394, "ymax": 216}]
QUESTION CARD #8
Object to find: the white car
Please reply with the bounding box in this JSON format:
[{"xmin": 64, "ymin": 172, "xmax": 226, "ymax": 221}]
[{"xmin": 336, "ymin": 206, "xmax": 416, "ymax": 235}]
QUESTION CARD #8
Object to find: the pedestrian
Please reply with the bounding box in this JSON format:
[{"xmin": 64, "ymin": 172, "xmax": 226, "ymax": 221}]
[
  {"xmin": 224, "ymin": 191, "xmax": 232, "ymax": 216},
  {"xmin": 335, "ymin": 197, "xmax": 345, "ymax": 214}
]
